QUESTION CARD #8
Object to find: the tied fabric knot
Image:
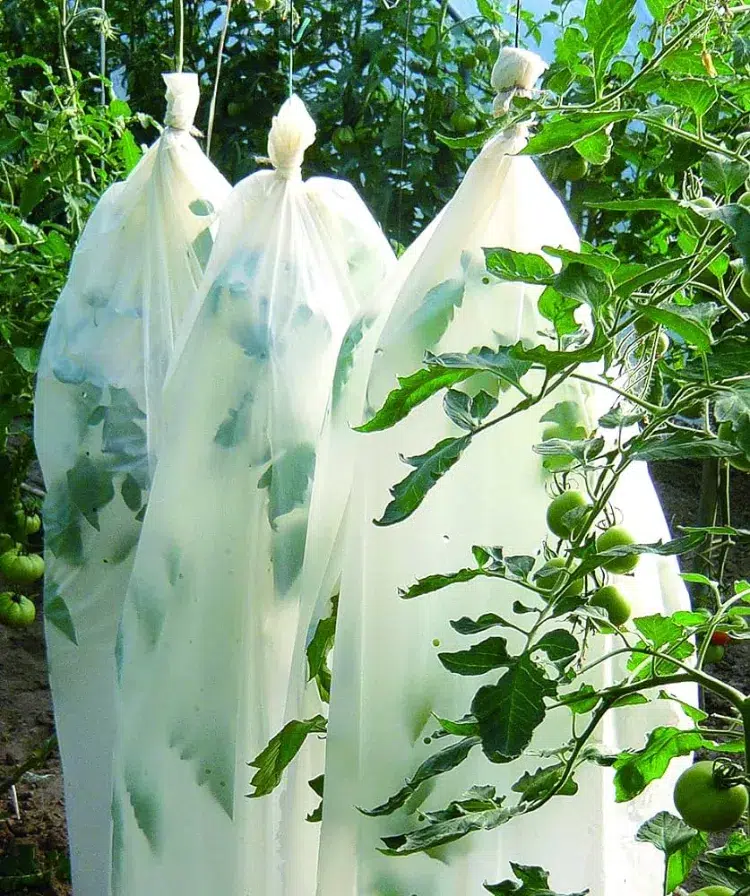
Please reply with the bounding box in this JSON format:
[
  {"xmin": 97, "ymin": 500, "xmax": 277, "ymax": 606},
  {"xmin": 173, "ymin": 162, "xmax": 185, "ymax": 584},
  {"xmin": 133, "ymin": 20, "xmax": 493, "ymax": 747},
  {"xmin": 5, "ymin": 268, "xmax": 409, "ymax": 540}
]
[
  {"xmin": 268, "ymin": 95, "xmax": 317, "ymax": 180},
  {"xmin": 490, "ymin": 47, "xmax": 548, "ymax": 117},
  {"xmin": 163, "ymin": 72, "xmax": 200, "ymax": 131}
]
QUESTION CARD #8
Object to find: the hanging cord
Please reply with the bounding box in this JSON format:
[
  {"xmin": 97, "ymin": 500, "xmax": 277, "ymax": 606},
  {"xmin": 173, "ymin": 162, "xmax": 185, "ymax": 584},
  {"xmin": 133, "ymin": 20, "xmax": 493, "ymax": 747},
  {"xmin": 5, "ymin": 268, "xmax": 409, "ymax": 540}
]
[
  {"xmin": 288, "ymin": 1, "xmax": 295, "ymax": 98},
  {"xmin": 99, "ymin": 0, "xmax": 106, "ymax": 105},
  {"xmin": 206, "ymin": 0, "xmax": 234, "ymax": 157},
  {"xmin": 514, "ymin": 0, "xmax": 521, "ymax": 48},
  {"xmin": 174, "ymin": 0, "xmax": 185, "ymax": 73},
  {"xmin": 396, "ymin": 0, "xmax": 412, "ymax": 249}
]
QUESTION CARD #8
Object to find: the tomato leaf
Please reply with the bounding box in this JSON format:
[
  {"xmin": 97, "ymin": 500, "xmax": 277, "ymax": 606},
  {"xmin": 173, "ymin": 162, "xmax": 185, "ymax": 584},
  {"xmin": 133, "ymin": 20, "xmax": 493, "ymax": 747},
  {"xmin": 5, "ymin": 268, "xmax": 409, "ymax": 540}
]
[
  {"xmin": 472, "ymin": 657, "xmax": 554, "ymax": 763},
  {"xmin": 247, "ymin": 716, "xmax": 327, "ymax": 798},
  {"xmin": 438, "ymin": 637, "xmax": 515, "ymax": 676},
  {"xmin": 450, "ymin": 613, "xmax": 512, "ymax": 635},
  {"xmin": 484, "ymin": 247, "xmax": 555, "ymax": 284},
  {"xmin": 636, "ymin": 811, "xmax": 707, "ymax": 892},
  {"xmin": 485, "ymin": 861, "xmax": 589, "ymax": 895},
  {"xmin": 511, "ymin": 764, "xmax": 579, "ymax": 803},
  {"xmin": 374, "ymin": 435, "xmax": 472, "ymax": 527},
  {"xmin": 43, "ymin": 586, "xmax": 78, "ymax": 645},
  {"xmin": 400, "ymin": 566, "xmax": 486, "ymax": 599},
  {"xmin": 360, "ymin": 736, "xmax": 481, "ymax": 817},
  {"xmin": 614, "ymin": 727, "xmax": 706, "ymax": 802}
]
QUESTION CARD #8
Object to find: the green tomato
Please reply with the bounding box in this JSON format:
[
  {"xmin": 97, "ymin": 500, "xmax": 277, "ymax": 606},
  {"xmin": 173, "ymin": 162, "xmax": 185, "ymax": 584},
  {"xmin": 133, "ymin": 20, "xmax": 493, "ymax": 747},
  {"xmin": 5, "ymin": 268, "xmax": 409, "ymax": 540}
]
[
  {"xmin": 0, "ymin": 533, "xmax": 13, "ymax": 554},
  {"xmin": 589, "ymin": 585, "xmax": 631, "ymax": 626},
  {"xmin": 689, "ymin": 887, "xmax": 735, "ymax": 896},
  {"xmin": 450, "ymin": 110, "xmax": 478, "ymax": 134},
  {"xmin": 534, "ymin": 557, "xmax": 583, "ymax": 596},
  {"xmin": 0, "ymin": 549, "xmax": 45, "ymax": 584},
  {"xmin": 0, "ymin": 592, "xmax": 36, "ymax": 628},
  {"xmin": 227, "ymin": 101, "xmax": 243, "ymax": 117},
  {"xmin": 253, "ymin": 0, "xmax": 275, "ymax": 11},
  {"xmin": 332, "ymin": 126, "xmax": 356, "ymax": 151},
  {"xmin": 595, "ymin": 526, "xmax": 638, "ymax": 574},
  {"xmin": 475, "ymin": 46, "xmax": 491, "ymax": 63},
  {"xmin": 718, "ymin": 422, "xmax": 750, "ymax": 473},
  {"xmin": 546, "ymin": 491, "xmax": 589, "ymax": 540},
  {"xmin": 24, "ymin": 514, "xmax": 41, "ymax": 535},
  {"xmin": 559, "ymin": 156, "xmax": 588, "ymax": 182},
  {"xmin": 703, "ymin": 643, "xmax": 725, "ymax": 664},
  {"xmin": 674, "ymin": 761, "xmax": 748, "ymax": 832},
  {"xmin": 633, "ymin": 315, "xmax": 655, "ymax": 336}
]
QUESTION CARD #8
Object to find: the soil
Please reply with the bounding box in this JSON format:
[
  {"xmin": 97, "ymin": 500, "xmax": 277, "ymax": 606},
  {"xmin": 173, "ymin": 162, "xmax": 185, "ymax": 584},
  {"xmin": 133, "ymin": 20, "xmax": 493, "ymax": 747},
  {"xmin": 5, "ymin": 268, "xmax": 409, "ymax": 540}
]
[{"xmin": 0, "ymin": 460, "xmax": 747, "ymax": 895}]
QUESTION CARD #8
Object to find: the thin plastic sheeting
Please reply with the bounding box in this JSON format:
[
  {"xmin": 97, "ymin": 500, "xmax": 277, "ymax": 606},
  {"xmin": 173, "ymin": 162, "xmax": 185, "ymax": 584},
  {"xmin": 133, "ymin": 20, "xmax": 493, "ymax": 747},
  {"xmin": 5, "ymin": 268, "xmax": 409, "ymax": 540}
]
[
  {"xmin": 290, "ymin": 126, "xmax": 697, "ymax": 896},
  {"xmin": 111, "ymin": 96, "xmax": 395, "ymax": 896},
  {"xmin": 33, "ymin": 73, "xmax": 230, "ymax": 896}
]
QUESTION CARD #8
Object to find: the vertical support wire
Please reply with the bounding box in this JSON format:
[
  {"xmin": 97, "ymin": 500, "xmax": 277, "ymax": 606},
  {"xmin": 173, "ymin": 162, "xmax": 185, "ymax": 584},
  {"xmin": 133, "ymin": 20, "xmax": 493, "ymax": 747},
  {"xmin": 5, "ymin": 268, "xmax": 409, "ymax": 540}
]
[
  {"xmin": 288, "ymin": 1, "xmax": 295, "ymax": 99},
  {"xmin": 206, "ymin": 0, "xmax": 234, "ymax": 158},
  {"xmin": 514, "ymin": 0, "xmax": 521, "ymax": 48},
  {"xmin": 396, "ymin": 0, "xmax": 412, "ymax": 249},
  {"xmin": 99, "ymin": 0, "xmax": 106, "ymax": 105},
  {"xmin": 174, "ymin": 0, "xmax": 185, "ymax": 72}
]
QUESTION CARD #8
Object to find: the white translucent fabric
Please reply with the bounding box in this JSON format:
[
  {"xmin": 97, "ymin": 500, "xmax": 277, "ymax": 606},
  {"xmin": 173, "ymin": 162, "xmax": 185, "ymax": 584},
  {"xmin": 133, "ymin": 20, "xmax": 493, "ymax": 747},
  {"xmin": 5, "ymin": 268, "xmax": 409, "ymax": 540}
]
[
  {"xmin": 34, "ymin": 73, "xmax": 230, "ymax": 896},
  {"xmin": 111, "ymin": 96, "xmax": 395, "ymax": 896},
  {"xmin": 291, "ymin": 127, "xmax": 696, "ymax": 896}
]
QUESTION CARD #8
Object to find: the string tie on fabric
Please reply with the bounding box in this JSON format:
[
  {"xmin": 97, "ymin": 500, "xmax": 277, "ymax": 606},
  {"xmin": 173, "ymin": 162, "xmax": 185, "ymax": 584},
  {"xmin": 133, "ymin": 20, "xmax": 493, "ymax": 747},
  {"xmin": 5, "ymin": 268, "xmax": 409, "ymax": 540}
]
[
  {"xmin": 163, "ymin": 72, "xmax": 200, "ymax": 131},
  {"xmin": 490, "ymin": 47, "xmax": 547, "ymax": 117},
  {"xmin": 268, "ymin": 95, "xmax": 316, "ymax": 180}
]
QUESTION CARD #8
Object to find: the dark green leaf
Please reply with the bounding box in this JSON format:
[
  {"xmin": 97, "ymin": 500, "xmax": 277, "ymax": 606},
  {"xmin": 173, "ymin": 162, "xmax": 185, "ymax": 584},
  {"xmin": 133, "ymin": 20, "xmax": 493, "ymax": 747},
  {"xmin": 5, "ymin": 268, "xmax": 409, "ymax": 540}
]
[
  {"xmin": 637, "ymin": 812, "xmax": 707, "ymax": 892},
  {"xmin": 522, "ymin": 112, "xmax": 631, "ymax": 156},
  {"xmin": 584, "ymin": 0, "xmax": 636, "ymax": 91},
  {"xmin": 631, "ymin": 434, "xmax": 740, "ymax": 462},
  {"xmin": 361, "ymin": 736, "xmax": 480, "ymax": 816},
  {"xmin": 375, "ymin": 436, "xmax": 471, "ymax": 527},
  {"xmin": 451, "ymin": 613, "xmax": 511, "ymax": 635},
  {"xmin": 533, "ymin": 629, "xmax": 579, "ymax": 669},
  {"xmin": 614, "ymin": 727, "xmax": 706, "ymax": 802},
  {"xmin": 357, "ymin": 367, "xmax": 473, "ymax": 433},
  {"xmin": 484, "ymin": 247, "xmax": 554, "ymax": 284},
  {"xmin": 472, "ymin": 657, "xmax": 553, "ymax": 763},
  {"xmin": 427, "ymin": 345, "xmax": 533, "ymax": 392},
  {"xmin": 247, "ymin": 716, "xmax": 327, "ymax": 798},
  {"xmin": 438, "ymin": 637, "xmax": 515, "ymax": 676},
  {"xmin": 511, "ymin": 763, "xmax": 578, "ymax": 802},
  {"xmin": 702, "ymin": 153, "xmax": 750, "ymax": 199},
  {"xmin": 538, "ymin": 286, "xmax": 581, "ymax": 336},
  {"xmin": 400, "ymin": 567, "xmax": 485, "ymax": 599}
]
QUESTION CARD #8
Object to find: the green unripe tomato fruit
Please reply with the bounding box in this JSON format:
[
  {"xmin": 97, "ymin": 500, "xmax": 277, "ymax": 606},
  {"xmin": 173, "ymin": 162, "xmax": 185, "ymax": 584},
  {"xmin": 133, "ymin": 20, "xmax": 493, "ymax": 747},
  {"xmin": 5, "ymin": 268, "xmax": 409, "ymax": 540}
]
[
  {"xmin": 590, "ymin": 585, "xmax": 632, "ymax": 626},
  {"xmin": 450, "ymin": 111, "xmax": 478, "ymax": 134},
  {"xmin": 0, "ymin": 533, "xmax": 12, "ymax": 554},
  {"xmin": 633, "ymin": 316, "xmax": 655, "ymax": 336},
  {"xmin": 227, "ymin": 101, "xmax": 243, "ymax": 117},
  {"xmin": 595, "ymin": 526, "xmax": 638, "ymax": 574},
  {"xmin": 253, "ymin": 0, "xmax": 275, "ymax": 11},
  {"xmin": 534, "ymin": 557, "xmax": 583, "ymax": 596},
  {"xmin": 718, "ymin": 422, "xmax": 750, "ymax": 473},
  {"xmin": 546, "ymin": 491, "xmax": 589, "ymax": 540},
  {"xmin": 559, "ymin": 156, "xmax": 588, "ymax": 181},
  {"xmin": 689, "ymin": 887, "xmax": 735, "ymax": 896},
  {"xmin": 0, "ymin": 592, "xmax": 36, "ymax": 628},
  {"xmin": 24, "ymin": 514, "xmax": 41, "ymax": 535},
  {"xmin": 674, "ymin": 761, "xmax": 748, "ymax": 832},
  {"xmin": 333, "ymin": 126, "xmax": 355, "ymax": 151},
  {"xmin": 0, "ymin": 549, "xmax": 45, "ymax": 584},
  {"xmin": 703, "ymin": 643, "xmax": 725, "ymax": 664},
  {"xmin": 475, "ymin": 46, "xmax": 491, "ymax": 63}
]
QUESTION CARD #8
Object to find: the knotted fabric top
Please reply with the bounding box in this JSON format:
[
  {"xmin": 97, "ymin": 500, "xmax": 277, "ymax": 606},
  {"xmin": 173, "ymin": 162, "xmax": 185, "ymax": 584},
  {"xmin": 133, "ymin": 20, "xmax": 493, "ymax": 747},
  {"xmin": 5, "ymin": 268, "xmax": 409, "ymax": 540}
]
[
  {"xmin": 267, "ymin": 95, "xmax": 317, "ymax": 180},
  {"xmin": 163, "ymin": 72, "xmax": 200, "ymax": 131}
]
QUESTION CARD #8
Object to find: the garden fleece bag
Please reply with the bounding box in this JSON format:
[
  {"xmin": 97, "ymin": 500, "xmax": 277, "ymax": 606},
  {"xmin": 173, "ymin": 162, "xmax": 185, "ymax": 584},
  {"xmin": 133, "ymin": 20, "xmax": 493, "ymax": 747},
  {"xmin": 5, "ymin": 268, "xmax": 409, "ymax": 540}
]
[
  {"xmin": 287, "ymin": 120, "xmax": 698, "ymax": 896},
  {"xmin": 33, "ymin": 72, "xmax": 230, "ymax": 896},
  {"xmin": 110, "ymin": 95, "xmax": 395, "ymax": 896}
]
